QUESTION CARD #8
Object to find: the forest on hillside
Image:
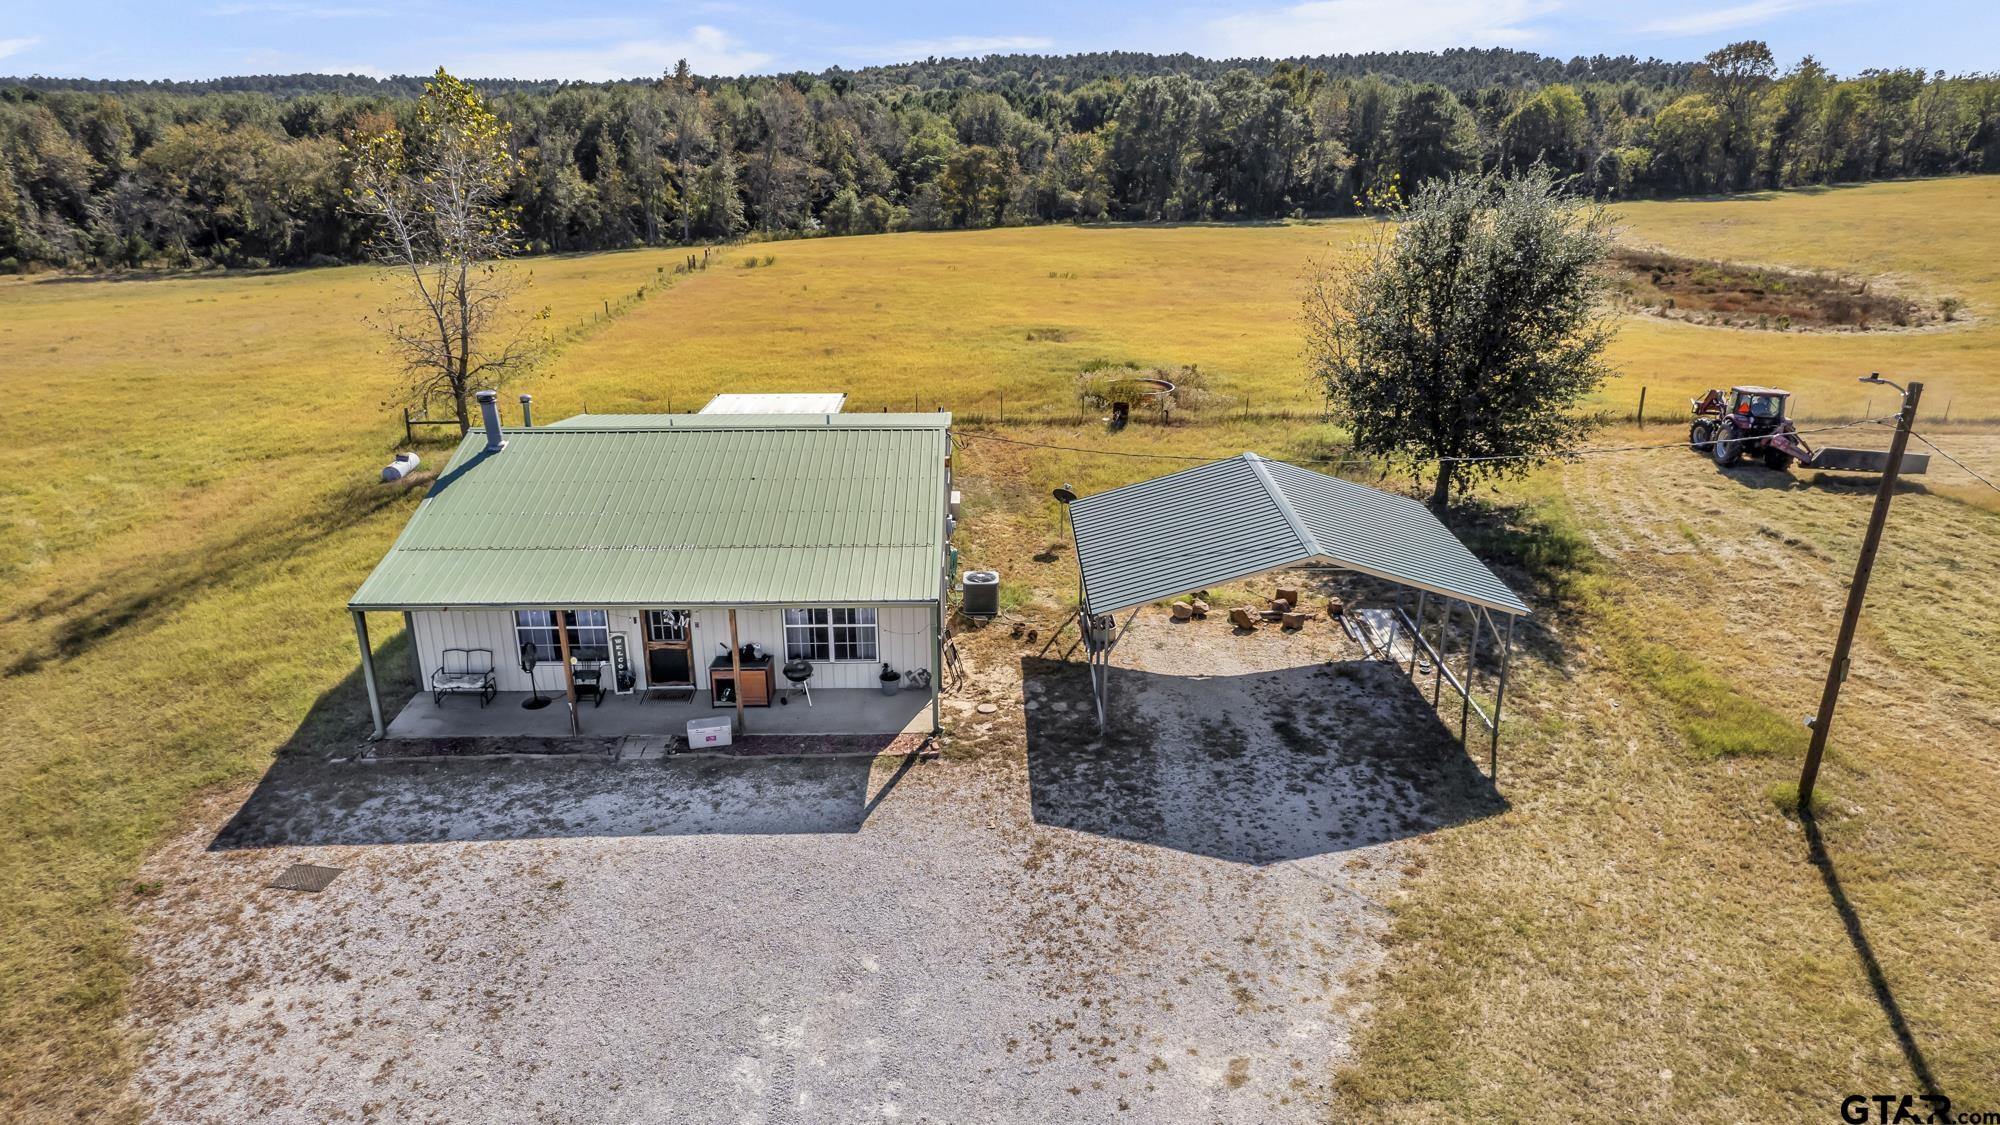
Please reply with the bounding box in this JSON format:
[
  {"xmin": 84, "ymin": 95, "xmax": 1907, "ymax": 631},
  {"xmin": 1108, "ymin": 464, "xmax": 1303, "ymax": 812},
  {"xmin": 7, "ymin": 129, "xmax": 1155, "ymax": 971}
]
[{"xmin": 3, "ymin": 43, "xmax": 1996, "ymax": 271}]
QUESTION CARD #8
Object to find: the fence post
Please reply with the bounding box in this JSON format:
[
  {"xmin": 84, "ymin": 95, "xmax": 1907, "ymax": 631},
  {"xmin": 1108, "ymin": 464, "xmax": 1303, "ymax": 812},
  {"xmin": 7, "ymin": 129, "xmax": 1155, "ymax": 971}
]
[
  {"xmin": 1636, "ymin": 386, "xmax": 1647, "ymax": 428},
  {"xmin": 403, "ymin": 407, "xmax": 411, "ymax": 446}
]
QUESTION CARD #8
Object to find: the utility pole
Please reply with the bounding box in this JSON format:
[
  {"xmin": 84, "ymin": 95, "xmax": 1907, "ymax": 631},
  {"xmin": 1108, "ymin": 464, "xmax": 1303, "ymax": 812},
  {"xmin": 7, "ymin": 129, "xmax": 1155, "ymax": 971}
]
[{"xmin": 1797, "ymin": 375, "xmax": 1922, "ymax": 810}]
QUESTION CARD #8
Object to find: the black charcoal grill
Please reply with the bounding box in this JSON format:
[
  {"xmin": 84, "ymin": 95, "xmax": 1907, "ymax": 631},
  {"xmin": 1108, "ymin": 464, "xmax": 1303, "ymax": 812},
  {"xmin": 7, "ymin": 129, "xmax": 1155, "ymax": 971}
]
[{"xmin": 781, "ymin": 658, "xmax": 814, "ymax": 706}]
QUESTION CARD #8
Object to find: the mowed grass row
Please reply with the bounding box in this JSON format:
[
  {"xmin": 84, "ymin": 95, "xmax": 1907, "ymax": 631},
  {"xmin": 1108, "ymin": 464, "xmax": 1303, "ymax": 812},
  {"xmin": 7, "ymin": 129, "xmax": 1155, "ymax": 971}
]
[{"xmin": 0, "ymin": 177, "xmax": 1997, "ymax": 1118}]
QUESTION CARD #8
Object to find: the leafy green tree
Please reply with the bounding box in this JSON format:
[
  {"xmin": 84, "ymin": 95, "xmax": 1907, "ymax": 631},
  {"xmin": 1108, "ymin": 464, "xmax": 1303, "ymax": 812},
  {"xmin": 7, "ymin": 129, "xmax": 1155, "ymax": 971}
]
[
  {"xmin": 345, "ymin": 70, "xmax": 543, "ymax": 433},
  {"xmin": 1387, "ymin": 83, "xmax": 1480, "ymax": 187},
  {"xmin": 1302, "ymin": 167, "xmax": 1617, "ymax": 510},
  {"xmin": 1501, "ymin": 84, "xmax": 1588, "ymax": 173},
  {"xmin": 1695, "ymin": 41, "xmax": 1776, "ymax": 187},
  {"xmin": 1765, "ymin": 56, "xmax": 1829, "ymax": 184},
  {"xmin": 1650, "ymin": 94, "xmax": 1728, "ymax": 192}
]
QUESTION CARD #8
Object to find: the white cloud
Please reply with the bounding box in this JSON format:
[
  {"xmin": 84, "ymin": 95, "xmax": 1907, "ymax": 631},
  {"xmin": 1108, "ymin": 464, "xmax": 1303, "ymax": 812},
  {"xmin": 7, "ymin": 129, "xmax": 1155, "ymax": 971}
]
[
  {"xmin": 444, "ymin": 25, "xmax": 771, "ymax": 80},
  {"xmin": 0, "ymin": 36, "xmax": 42, "ymax": 61},
  {"xmin": 861, "ymin": 35, "xmax": 1057, "ymax": 60},
  {"xmin": 1634, "ymin": 0, "xmax": 1816, "ymax": 37},
  {"xmin": 1202, "ymin": 0, "xmax": 1558, "ymax": 57}
]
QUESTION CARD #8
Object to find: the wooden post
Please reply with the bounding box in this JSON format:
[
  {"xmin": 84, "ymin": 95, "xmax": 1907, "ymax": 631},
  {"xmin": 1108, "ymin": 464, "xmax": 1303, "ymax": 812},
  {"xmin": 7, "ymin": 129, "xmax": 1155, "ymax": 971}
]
[
  {"xmin": 1636, "ymin": 386, "xmax": 1647, "ymax": 428},
  {"xmin": 403, "ymin": 407, "xmax": 413, "ymax": 446},
  {"xmin": 554, "ymin": 609, "xmax": 579, "ymax": 735},
  {"xmin": 1798, "ymin": 380, "xmax": 1922, "ymax": 810},
  {"xmin": 727, "ymin": 608, "xmax": 745, "ymax": 734}
]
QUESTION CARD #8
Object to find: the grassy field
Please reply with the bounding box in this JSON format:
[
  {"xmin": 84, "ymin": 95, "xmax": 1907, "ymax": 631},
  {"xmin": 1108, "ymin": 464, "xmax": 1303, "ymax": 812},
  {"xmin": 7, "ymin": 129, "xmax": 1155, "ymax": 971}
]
[
  {"xmin": 2, "ymin": 177, "xmax": 1998, "ymax": 1119},
  {"xmin": 531, "ymin": 175, "xmax": 2000, "ymax": 423}
]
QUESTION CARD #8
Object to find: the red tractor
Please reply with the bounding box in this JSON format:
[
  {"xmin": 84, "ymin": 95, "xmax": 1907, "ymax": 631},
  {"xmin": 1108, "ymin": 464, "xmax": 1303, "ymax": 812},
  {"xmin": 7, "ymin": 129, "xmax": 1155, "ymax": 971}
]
[
  {"xmin": 1689, "ymin": 386, "xmax": 1807, "ymax": 469},
  {"xmin": 1687, "ymin": 385, "xmax": 1929, "ymax": 475}
]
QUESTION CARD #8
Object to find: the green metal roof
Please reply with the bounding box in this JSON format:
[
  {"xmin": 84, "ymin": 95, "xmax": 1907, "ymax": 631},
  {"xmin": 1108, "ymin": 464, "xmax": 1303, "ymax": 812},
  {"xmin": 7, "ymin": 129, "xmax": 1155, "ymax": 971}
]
[
  {"xmin": 1069, "ymin": 453, "xmax": 1529, "ymax": 618},
  {"xmin": 545, "ymin": 412, "xmax": 947, "ymax": 429},
  {"xmin": 350, "ymin": 417, "xmax": 950, "ymax": 610}
]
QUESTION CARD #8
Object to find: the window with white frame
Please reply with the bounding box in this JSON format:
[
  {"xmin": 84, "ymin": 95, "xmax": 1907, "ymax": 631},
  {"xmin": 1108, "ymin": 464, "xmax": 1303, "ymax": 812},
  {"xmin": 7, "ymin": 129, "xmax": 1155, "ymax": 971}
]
[
  {"xmin": 783, "ymin": 607, "xmax": 878, "ymax": 663},
  {"xmin": 514, "ymin": 609, "xmax": 611, "ymax": 664}
]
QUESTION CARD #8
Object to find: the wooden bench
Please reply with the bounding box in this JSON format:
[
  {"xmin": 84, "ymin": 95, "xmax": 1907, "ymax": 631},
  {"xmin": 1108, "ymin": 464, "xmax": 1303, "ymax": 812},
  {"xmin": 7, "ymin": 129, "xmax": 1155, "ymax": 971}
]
[{"xmin": 431, "ymin": 647, "xmax": 497, "ymax": 707}]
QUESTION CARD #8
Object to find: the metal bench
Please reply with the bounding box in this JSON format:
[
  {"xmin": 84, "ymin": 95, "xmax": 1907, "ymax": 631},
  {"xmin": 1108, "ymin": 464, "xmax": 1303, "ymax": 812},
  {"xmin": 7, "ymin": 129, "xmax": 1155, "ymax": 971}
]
[{"xmin": 431, "ymin": 647, "xmax": 497, "ymax": 707}]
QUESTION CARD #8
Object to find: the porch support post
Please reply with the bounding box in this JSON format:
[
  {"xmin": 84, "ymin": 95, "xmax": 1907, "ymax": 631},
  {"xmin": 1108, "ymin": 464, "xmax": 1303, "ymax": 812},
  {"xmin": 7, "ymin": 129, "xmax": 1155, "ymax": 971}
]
[
  {"xmin": 555, "ymin": 609, "xmax": 580, "ymax": 735},
  {"xmin": 353, "ymin": 609, "xmax": 385, "ymax": 740},
  {"xmin": 727, "ymin": 608, "xmax": 745, "ymax": 734},
  {"xmin": 403, "ymin": 611, "xmax": 422, "ymax": 691},
  {"xmin": 1490, "ymin": 614, "xmax": 1516, "ymax": 780},
  {"xmin": 929, "ymin": 601, "xmax": 943, "ymax": 735}
]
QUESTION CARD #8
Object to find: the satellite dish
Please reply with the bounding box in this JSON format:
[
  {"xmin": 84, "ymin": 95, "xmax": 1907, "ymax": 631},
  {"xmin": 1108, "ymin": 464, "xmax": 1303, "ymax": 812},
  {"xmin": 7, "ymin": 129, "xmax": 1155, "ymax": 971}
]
[{"xmin": 1052, "ymin": 484, "xmax": 1077, "ymax": 505}]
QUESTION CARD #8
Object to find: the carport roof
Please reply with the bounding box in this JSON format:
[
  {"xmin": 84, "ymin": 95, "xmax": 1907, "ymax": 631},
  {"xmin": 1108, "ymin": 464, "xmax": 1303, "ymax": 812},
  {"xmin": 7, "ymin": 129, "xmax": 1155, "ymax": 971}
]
[{"xmin": 1068, "ymin": 453, "xmax": 1530, "ymax": 618}]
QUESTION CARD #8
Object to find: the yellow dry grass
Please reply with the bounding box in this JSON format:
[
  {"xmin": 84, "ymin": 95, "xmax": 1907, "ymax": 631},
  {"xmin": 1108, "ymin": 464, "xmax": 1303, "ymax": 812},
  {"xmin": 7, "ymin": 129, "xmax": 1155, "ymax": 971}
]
[
  {"xmin": 1, "ymin": 177, "xmax": 1997, "ymax": 1120},
  {"xmin": 527, "ymin": 176, "xmax": 2000, "ymax": 424}
]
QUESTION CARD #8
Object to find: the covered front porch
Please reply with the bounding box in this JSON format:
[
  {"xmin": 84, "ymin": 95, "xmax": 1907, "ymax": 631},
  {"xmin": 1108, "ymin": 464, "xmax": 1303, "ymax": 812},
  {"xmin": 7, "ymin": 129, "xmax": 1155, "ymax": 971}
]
[{"xmin": 383, "ymin": 686, "xmax": 933, "ymax": 741}]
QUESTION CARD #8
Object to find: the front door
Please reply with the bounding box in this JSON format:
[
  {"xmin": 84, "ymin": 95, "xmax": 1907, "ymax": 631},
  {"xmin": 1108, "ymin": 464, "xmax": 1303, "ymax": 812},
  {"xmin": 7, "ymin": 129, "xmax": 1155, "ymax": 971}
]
[{"xmin": 644, "ymin": 610, "xmax": 695, "ymax": 687}]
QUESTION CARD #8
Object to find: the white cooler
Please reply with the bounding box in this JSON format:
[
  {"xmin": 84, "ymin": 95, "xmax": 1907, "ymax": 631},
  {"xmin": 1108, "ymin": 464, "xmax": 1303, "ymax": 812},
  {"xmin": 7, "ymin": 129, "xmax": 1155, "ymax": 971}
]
[{"xmin": 686, "ymin": 716, "xmax": 733, "ymax": 748}]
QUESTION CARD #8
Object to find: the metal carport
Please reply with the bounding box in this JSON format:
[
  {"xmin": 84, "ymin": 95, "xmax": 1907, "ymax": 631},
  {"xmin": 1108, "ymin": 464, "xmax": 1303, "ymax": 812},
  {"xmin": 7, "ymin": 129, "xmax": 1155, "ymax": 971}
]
[{"xmin": 1066, "ymin": 452, "xmax": 1530, "ymax": 771}]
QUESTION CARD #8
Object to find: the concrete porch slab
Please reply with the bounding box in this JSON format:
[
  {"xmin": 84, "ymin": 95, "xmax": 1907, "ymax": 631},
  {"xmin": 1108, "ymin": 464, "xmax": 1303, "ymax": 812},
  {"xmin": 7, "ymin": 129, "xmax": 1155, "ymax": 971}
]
[{"xmin": 384, "ymin": 688, "xmax": 932, "ymax": 742}]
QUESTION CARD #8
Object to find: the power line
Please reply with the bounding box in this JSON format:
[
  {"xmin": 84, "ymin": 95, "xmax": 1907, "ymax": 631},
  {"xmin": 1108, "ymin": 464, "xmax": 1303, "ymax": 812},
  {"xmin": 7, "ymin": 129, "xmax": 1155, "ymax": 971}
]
[
  {"xmin": 949, "ymin": 417, "xmax": 1896, "ymax": 468},
  {"xmin": 1905, "ymin": 430, "xmax": 2000, "ymax": 495}
]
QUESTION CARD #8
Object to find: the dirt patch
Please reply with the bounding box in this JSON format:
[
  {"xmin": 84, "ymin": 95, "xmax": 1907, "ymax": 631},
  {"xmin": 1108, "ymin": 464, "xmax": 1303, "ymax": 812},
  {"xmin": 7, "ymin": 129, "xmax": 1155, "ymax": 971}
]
[{"xmin": 1608, "ymin": 247, "xmax": 1964, "ymax": 332}]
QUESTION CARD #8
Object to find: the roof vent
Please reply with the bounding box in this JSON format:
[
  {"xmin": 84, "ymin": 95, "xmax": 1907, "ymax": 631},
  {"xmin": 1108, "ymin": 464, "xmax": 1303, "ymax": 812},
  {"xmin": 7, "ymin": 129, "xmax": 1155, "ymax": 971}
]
[{"xmin": 476, "ymin": 390, "xmax": 506, "ymax": 453}]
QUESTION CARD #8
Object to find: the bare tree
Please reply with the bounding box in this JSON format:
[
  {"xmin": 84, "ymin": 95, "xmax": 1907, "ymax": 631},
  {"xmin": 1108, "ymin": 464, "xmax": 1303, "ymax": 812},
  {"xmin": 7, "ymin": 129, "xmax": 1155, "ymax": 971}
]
[{"xmin": 345, "ymin": 69, "xmax": 545, "ymax": 434}]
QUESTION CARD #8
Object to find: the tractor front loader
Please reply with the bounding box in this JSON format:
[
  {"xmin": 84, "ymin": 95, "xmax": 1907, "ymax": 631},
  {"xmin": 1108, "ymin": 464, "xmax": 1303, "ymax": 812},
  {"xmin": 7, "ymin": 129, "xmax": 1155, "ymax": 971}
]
[{"xmin": 1687, "ymin": 386, "xmax": 1929, "ymax": 475}]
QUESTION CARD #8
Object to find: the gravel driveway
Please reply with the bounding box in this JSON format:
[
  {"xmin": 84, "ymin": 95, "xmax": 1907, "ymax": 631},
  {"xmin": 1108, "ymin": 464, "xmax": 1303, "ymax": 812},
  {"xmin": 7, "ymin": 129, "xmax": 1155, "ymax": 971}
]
[{"xmin": 129, "ymin": 613, "xmax": 1500, "ymax": 1123}]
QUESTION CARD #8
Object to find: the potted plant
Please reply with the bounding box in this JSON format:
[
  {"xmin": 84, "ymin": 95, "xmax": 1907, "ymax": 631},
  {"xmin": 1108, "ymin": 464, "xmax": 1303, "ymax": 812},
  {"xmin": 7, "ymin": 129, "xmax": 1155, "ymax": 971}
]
[{"xmin": 878, "ymin": 662, "xmax": 901, "ymax": 696}]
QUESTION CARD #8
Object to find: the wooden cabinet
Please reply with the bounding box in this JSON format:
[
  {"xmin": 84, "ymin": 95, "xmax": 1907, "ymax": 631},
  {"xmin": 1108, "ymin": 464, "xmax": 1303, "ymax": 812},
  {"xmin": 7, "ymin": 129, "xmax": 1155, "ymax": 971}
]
[{"xmin": 709, "ymin": 656, "xmax": 773, "ymax": 707}]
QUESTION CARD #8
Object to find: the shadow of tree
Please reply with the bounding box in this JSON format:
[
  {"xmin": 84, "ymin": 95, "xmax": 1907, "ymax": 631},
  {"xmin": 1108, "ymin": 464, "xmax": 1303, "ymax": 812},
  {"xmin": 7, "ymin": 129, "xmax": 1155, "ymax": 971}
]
[{"xmin": 8, "ymin": 475, "xmax": 417, "ymax": 677}]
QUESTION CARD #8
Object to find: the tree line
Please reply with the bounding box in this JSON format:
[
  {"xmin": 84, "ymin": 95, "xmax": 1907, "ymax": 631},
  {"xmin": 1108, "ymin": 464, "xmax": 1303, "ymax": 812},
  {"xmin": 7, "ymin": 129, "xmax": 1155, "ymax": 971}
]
[{"xmin": 3, "ymin": 42, "xmax": 1996, "ymax": 272}]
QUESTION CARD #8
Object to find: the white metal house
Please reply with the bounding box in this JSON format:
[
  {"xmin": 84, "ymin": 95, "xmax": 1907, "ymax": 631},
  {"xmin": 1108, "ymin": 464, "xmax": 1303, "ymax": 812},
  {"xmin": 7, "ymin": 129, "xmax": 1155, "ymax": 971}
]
[{"xmin": 347, "ymin": 392, "xmax": 953, "ymax": 741}]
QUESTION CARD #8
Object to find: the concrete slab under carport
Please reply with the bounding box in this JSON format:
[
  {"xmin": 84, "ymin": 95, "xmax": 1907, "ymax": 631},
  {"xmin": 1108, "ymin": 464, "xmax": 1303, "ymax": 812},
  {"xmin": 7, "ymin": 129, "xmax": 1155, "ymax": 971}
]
[{"xmin": 383, "ymin": 687, "xmax": 931, "ymax": 741}]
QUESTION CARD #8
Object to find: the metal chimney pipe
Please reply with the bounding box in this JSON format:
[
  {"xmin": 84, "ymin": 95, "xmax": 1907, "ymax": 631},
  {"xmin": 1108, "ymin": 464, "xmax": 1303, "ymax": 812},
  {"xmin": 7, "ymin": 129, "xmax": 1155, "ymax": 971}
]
[
  {"xmin": 475, "ymin": 389, "xmax": 506, "ymax": 452},
  {"xmin": 518, "ymin": 393, "xmax": 534, "ymax": 427}
]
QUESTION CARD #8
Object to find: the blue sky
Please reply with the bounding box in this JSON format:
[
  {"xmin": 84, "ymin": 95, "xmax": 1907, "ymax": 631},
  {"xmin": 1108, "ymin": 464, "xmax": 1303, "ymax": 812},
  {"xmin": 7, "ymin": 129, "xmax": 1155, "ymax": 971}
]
[{"xmin": 2, "ymin": 0, "xmax": 1994, "ymax": 81}]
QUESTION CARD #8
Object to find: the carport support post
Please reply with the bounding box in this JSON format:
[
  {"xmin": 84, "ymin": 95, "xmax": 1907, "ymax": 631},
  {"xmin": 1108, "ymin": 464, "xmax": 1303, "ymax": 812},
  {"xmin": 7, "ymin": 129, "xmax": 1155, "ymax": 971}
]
[
  {"xmin": 1412, "ymin": 591, "xmax": 1428, "ymax": 675},
  {"xmin": 1490, "ymin": 614, "xmax": 1516, "ymax": 779},
  {"xmin": 353, "ymin": 610, "xmax": 385, "ymax": 740},
  {"xmin": 1461, "ymin": 608, "xmax": 1482, "ymax": 748},
  {"xmin": 1433, "ymin": 600, "xmax": 1453, "ymax": 708}
]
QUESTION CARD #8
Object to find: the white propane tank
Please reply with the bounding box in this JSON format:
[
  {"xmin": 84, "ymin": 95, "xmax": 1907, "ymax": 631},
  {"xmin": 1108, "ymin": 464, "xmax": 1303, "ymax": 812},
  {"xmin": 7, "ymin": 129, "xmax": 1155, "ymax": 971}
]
[{"xmin": 381, "ymin": 452, "xmax": 421, "ymax": 481}]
